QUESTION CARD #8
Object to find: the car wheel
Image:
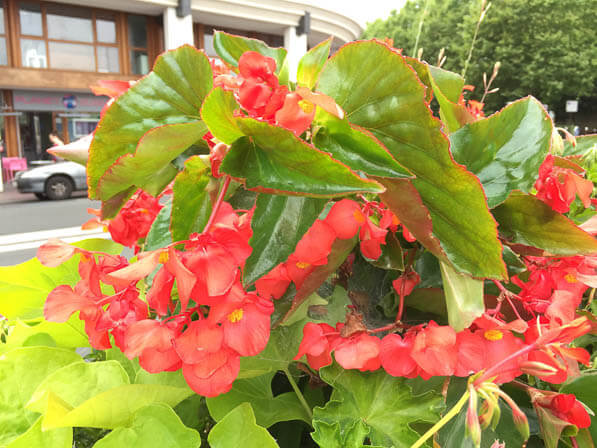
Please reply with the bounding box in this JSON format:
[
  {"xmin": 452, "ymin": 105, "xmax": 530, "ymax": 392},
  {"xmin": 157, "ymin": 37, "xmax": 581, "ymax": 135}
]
[
  {"xmin": 45, "ymin": 175, "xmax": 74, "ymax": 200},
  {"xmin": 34, "ymin": 193, "xmax": 48, "ymax": 200}
]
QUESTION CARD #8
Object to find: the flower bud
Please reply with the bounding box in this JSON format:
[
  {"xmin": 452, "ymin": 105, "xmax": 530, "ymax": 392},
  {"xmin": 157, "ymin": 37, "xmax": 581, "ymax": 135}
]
[
  {"xmin": 466, "ymin": 386, "xmax": 482, "ymax": 448},
  {"xmin": 520, "ymin": 360, "xmax": 559, "ymax": 377}
]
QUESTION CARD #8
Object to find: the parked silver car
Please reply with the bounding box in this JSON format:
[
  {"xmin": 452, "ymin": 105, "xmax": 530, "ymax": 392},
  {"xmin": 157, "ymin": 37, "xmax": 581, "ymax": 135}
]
[{"xmin": 15, "ymin": 161, "xmax": 87, "ymax": 200}]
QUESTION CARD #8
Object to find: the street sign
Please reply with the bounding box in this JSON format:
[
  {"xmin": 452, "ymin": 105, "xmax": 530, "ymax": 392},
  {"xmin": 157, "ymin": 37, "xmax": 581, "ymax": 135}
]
[{"xmin": 566, "ymin": 100, "xmax": 579, "ymax": 113}]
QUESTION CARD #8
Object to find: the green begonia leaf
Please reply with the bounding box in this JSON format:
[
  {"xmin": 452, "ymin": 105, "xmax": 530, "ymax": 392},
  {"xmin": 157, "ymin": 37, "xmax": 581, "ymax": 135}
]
[
  {"xmin": 88, "ymin": 45, "xmax": 212, "ymax": 198},
  {"xmin": 0, "ymin": 347, "xmax": 80, "ymax": 446},
  {"xmin": 213, "ymin": 31, "xmax": 287, "ymax": 80},
  {"xmin": 313, "ymin": 109, "xmax": 413, "ymax": 178},
  {"xmin": 97, "ymin": 121, "xmax": 207, "ymax": 214},
  {"xmin": 0, "ymin": 238, "xmax": 122, "ymax": 320},
  {"xmin": 243, "ymin": 194, "xmax": 327, "ymax": 286},
  {"xmin": 492, "ymin": 192, "xmax": 597, "ymax": 256},
  {"xmin": 27, "ymin": 360, "xmax": 129, "ymax": 415},
  {"xmin": 92, "ymin": 403, "xmax": 201, "ymax": 448},
  {"xmin": 220, "ymin": 118, "xmax": 384, "ymax": 197},
  {"xmin": 369, "ymin": 232, "xmax": 404, "ymax": 271},
  {"xmin": 171, "ymin": 156, "xmax": 211, "ymax": 242},
  {"xmin": 207, "ymin": 403, "xmax": 279, "ymax": 448},
  {"xmin": 206, "ymin": 372, "xmax": 310, "ymax": 427},
  {"xmin": 439, "ymin": 261, "xmax": 485, "ymax": 332},
  {"xmin": 405, "ymin": 57, "xmax": 465, "ymax": 104},
  {"xmin": 40, "ymin": 384, "xmax": 193, "ymax": 430},
  {"xmin": 318, "ymin": 40, "xmax": 505, "ymax": 279},
  {"xmin": 145, "ymin": 201, "xmax": 173, "ymax": 251},
  {"xmin": 297, "ymin": 37, "xmax": 332, "ymax": 89},
  {"xmin": 200, "ymin": 87, "xmax": 243, "ymax": 144},
  {"xmin": 312, "ymin": 363, "xmax": 443, "ymax": 448},
  {"xmin": 5, "ymin": 416, "xmax": 71, "ymax": 448},
  {"xmin": 450, "ymin": 97, "xmax": 552, "ymax": 208}
]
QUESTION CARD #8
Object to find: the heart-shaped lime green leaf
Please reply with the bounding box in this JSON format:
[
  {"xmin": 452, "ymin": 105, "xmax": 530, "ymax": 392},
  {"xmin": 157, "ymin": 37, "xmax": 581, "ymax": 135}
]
[
  {"xmin": 0, "ymin": 317, "xmax": 88, "ymax": 353},
  {"xmin": 145, "ymin": 201, "xmax": 173, "ymax": 251},
  {"xmin": 0, "ymin": 347, "xmax": 80, "ymax": 446},
  {"xmin": 213, "ymin": 31, "xmax": 287, "ymax": 77},
  {"xmin": 450, "ymin": 97, "xmax": 552, "ymax": 208},
  {"xmin": 318, "ymin": 40, "xmax": 505, "ymax": 279},
  {"xmin": 243, "ymin": 194, "xmax": 327, "ymax": 286},
  {"xmin": 201, "ymin": 87, "xmax": 243, "ymax": 144},
  {"xmin": 220, "ymin": 118, "xmax": 384, "ymax": 197},
  {"xmin": 564, "ymin": 134, "xmax": 597, "ymax": 156},
  {"xmin": 492, "ymin": 192, "xmax": 597, "ymax": 256},
  {"xmin": 439, "ymin": 261, "xmax": 484, "ymax": 331},
  {"xmin": 27, "ymin": 360, "xmax": 129, "ymax": 415},
  {"xmin": 313, "ymin": 109, "xmax": 413, "ymax": 178},
  {"xmin": 0, "ymin": 238, "xmax": 122, "ymax": 320},
  {"xmin": 88, "ymin": 45, "xmax": 212, "ymax": 198},
  {"xmin": 312, "ymin": 362, "xmax": 443, "ymax": 448},
  {"xmin": 208, "ymin": 403, "xmax": 279, "ymax": 448},
  {"xmin": 5, "ymin": 416, "xmax": 71, "ymax": 448},
  {"xmin": 297, "ymin": 37, "xmax": 332, "ymax": 89},
  {"xmin": 92, "ymin": 403, "xmax": 201, "ymax": 448},
  {"xmin": 97, "ymin": 121, "xmax": 207, "ymax": 210},
  {"xmin": 206, "ymin": 372, "xmax": 311, "ymax": 427},
  {"xmin": 171, "ymin": 156, "xmax": 211, "ymax": 242},
  {"xmin": 40, "ymin": 383, "xmax": 193, "ymax": 430}
]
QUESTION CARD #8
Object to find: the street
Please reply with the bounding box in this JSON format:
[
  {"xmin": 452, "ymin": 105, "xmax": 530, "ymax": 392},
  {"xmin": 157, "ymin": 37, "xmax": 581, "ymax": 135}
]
[{"xmin": 0, "ymin": 186, "xmax": 103, "ymax": 266}]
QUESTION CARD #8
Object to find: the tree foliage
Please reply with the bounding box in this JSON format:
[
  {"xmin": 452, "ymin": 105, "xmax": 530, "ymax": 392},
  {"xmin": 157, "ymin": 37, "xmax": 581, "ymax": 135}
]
[{"xmin": 363, "ymin": 0, "xmax": 597, "ymax": 114}]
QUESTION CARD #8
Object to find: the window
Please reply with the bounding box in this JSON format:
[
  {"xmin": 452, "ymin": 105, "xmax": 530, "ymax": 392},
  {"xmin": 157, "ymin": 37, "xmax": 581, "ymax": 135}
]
[
  {"xmin": 0, "ymin": 1, "xmax": 7, "ymax": 65},
  {"xmin": 128, "ymin": 14, "xmax": 148, "ymax": 74},
  {"xmin": 16, "ymin": 2, "xmax": 123, "ymax": 73}
]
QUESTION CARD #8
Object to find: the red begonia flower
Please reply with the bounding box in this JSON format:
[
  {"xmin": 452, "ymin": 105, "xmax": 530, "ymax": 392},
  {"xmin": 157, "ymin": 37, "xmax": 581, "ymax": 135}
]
[
  {"xmin": 255, "ymin": 263, "xmax": 291, "ymax": 300},
  {"xmin": 454, "ymin": 330, "xmax": 486, "ymax": 377},
  {"xmin": 174, "ymin": 320, "xmax": 224, "ymax": 365},
  {"xmin": 534, "ymin": 392, "xmax": 591, "ymax": 429},
  {"xmin": 274, "ymin": 92, "xmax": 316, "ymax": 137},
  {"xmin": 294, "ymin": 322, "xmax": 337, "ymax": 370},
  {"xmin": 294, "ymin": 220, "xmax": 336, "ymax": 267},
  {"xmin": 124, "ymin": 319, "xmax": 181, "ymax": 373},
  {"xmin": 108, "ymin": 190, "xmax": 162, "ymax": 248},
  {"xmin": 392, "ymin": 271, "xmax": 421, "ymax": 297},
  {"xmin": 182, "ymin": 348, "xmax": 240, "ymax": 397},
  {"xmin": 380, "ymin": 332, "xmax": 418, "ymax": 378},
  {"xmin": 146, "ymin": 267, "xmax": 175, "ymax": 316},
  {"xmin": 334, "ymin": 332, "xmax": 381, "ymax": 372},
  {"xmin": 359, "ymin": 217, "xmax": 388, "ymax": 260},
  {"xmin": 325, "ymin": 199, "xmax": 366, "ymax": 239},
  {"xmin": 410, "ymin": 322, "xmax": 458, "ymax": 378}
]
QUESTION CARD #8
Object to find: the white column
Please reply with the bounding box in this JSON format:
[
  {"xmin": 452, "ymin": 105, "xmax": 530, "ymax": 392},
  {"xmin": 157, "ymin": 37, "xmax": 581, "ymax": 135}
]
[
  {"xmin": 163, "ymin": 7, "xmax": 194, "ymax": 50},
  {"xmin": 284, "ymin": 26, "xmax": 307, "ymax": 82}
]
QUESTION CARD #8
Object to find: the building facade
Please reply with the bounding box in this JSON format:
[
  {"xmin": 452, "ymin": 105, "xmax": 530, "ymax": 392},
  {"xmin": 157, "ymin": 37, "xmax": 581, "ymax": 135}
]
[{"xmin": 0, "ymin": 0, "xmax": 362, "ymax": 160}]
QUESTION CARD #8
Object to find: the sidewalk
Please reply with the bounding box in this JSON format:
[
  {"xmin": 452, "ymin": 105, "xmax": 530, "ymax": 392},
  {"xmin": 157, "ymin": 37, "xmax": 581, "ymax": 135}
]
[{"xmin": 0, "ymin": 182, "xmax": 31, "ymax": 205}]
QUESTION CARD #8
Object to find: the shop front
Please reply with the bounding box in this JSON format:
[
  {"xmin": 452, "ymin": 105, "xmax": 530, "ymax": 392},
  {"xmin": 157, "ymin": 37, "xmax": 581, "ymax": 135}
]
[{"xmin": 3, "ymin": 89, "xmax": 107, "ymax": 161}]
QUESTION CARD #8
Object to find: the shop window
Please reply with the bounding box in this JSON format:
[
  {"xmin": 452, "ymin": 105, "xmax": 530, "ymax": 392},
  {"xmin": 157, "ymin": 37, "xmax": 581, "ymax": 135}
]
[
  {"xmin": 128, "ymin": 15, "xmax": 148, "ymax": 74},
  {"xmin": 0, "ymin": 1, "xmax": 7, "ymax": 65},
  {"xmin": 15, "ymin": 2, "xmax": 133, "ymax": 74}
]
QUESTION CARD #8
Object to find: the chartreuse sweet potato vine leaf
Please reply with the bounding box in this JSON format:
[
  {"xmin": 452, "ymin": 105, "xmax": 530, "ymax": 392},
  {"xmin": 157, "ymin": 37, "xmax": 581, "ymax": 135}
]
[
  {"xmin": 243, "ymin": 194, "xmax": 328, "ymax": 287},
  {"xmin": 88, "ymin": 45, "xmax": 212, "ymax": 198},
  {"xmin": 25, "ymin": 359, "xmax": 193, "ymax": 430},
  {"xmin": 213, "ymin": 31, "xmax": 288, "ymax": 83},
  {"xmin": 206, "ymin": 371, "xmax": 310, "ymax": 427},
  {"xmin": 492, "ymin": 192, "xmax": 597, "ymax": 256},
  {"xmin": 0, "ymin": 238, "xmax": 122, "ymax": 321},
  {"xmin": 312, "ymin": 362, "xmax": 443, "ymax": 448},
  {"xmin": 318, "ymin": 40, "xmax": 506, "ymax": 280},
  {"xmin": 220, "ymin": 118, "xmax": 384, "ymax": 197},
  {"xmin": 200, "ymin": 87, "xmax": 244, "ymax": 144},
  {"xmin": 439, "ymin": 260, "xmax": 485, "ymax": 332},
  {"xmin": 208, "ymin": 403, "xmax": 279, "ymax": 448},
  {"xmin": 313, "ymin": 109, "xmax": 413, "ymax": 179},
  {"xmin": 171, "ymin": 156, "xmax": 212, "ymax": 242},
  {"xmin": 93, "ymin": 403, "xmax": 201, "ymax": 448},
  {"xmin": 297, "ymin": 37, "xmax": 332, "ymax": 89},
  {"xmin": 5, "ymin": 416, "xmax": 71, "ymax": 448},
  {"xmin": 0, "ymin": 347, "xmax": 80, "ymax": 447},
  {"xmin": 97, "ymin": 121, "xmax": 208, "ymax": 214},
  {"xmin": 450, "ymin": 97, "xmax": 552, "ymax": 208}
]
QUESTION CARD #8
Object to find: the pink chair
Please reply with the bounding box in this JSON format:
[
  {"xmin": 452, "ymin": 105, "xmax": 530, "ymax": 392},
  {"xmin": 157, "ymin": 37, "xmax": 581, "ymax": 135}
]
[{"xmin": 2, "ymin": 157, "xmax": 28, "ymax": 181}]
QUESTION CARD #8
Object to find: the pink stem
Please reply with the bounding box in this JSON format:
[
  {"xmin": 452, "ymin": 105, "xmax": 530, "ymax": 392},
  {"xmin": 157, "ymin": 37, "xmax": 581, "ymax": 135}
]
[{"xmin": 203, "ymin": 176, "xmax": 232, "ymax": 233}]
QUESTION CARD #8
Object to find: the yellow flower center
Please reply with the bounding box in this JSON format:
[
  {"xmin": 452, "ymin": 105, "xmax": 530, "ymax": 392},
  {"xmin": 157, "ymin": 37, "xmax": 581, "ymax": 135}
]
[
  {"xmin": 296, "ymin": 261, "xmax": 311, "ymax": 269},
  {"xmin": 298, "ymin": 100, "xmax": 314, "ymax": 114},
  {"xmin": 564, "ymin": 273, "xmax": 577, "ymax": 283},
  {"xmin": 228, "ymin": 308, "xmax": 244, "ymax": 323},
  {"xmin": 353, "ymin": 209, "xmax": 366, "ymax": 223},
  {"xmin": 484, "ymin": 329, "xmax": 503, "ymax": 341},
  {"xmin": 158, "ymin": 251, "xmax": 169, "ymax": 264}
]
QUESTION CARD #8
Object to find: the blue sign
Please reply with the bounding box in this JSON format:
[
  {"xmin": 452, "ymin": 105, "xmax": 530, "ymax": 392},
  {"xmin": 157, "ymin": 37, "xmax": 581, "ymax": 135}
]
[{"xmin": 62, "ymin": 94, "xmax": 77, "ymax": 109}]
